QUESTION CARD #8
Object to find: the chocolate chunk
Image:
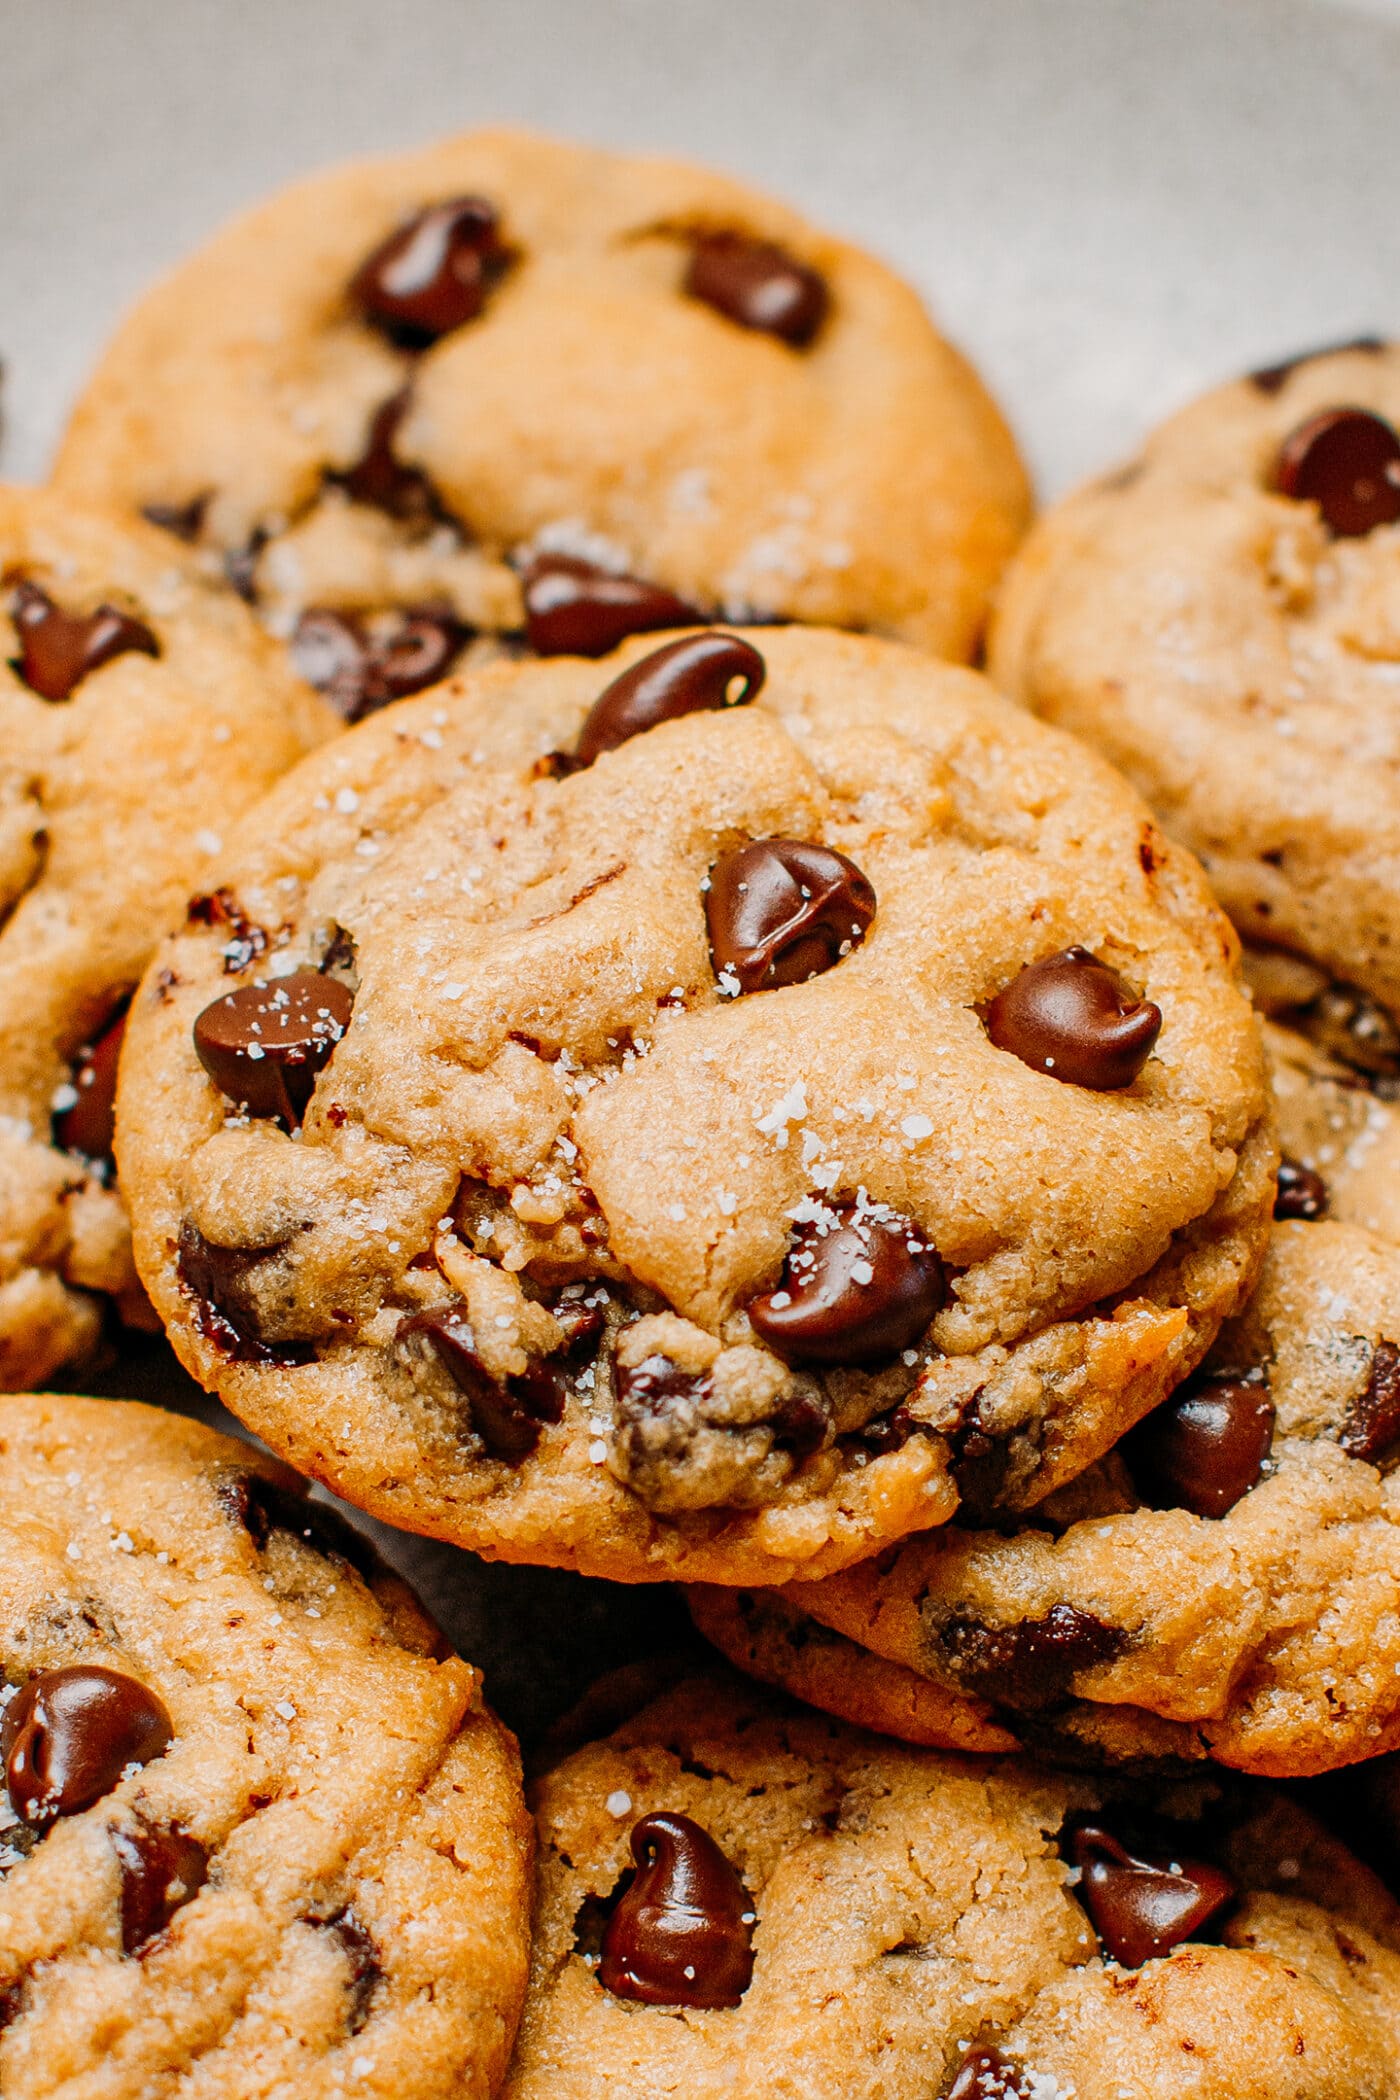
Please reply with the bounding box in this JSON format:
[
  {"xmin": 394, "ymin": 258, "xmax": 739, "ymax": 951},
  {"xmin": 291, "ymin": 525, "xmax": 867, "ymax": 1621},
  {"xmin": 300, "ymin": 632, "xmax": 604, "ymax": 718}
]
[
  {"xmin": 598, "ymin": 1810, "xmax": 754, "ymax": 2008},
  {"xmin": 187, "ymin": 886, "xmax": 271, "ymax": 976},
  {"xmin": 192, "ymin": 970, "xmax": 353, "ymax": 1125},
  {"xmin": 1250, "ymin": 336, "xmax": 1383, "ymax": 395},
  {"xmin": 706, "ymin": 837, "xmax": 875, "ymax": 994},
  {"xmin": 938, "ymin": 1606, "xmax": 1127, "ymax": 1709},
  {"xmin": 520, "ymin": 555, "xmax": 699, "ymax": 658},
  {"xmin": 351, "ymin": 197, "xmax": 508, "ymax": 348},
  {"xmin": 614, "ymin": 1352, "xmax": 716, "ymax": 1431},
  {"xmin": 2, "ymin": 1666, "xmax": 171, "ymax": 1825},
  {"xmin": 1067, "ymin": 1820, "xmax": 1236, "ymax": 1968},
  {"xmin": 142, "ymin": 494, "xmax": 208, "ymax": 542},
  {"xmin": 986, "ymin": 946, "xmax": 1162, "ymax": 1089},
  {"xmin": 747, "ymin": 1204, "xmax": 943, "ymax": 1367},
  {"xmin": 1125, "ymin": 1369, "xmax": 1275, "ymax": 1519},
  {"xmin": 112, "ymin": 1819, "xmax": 208, "ymax": 1954},
  {"xmin": 1273, "ymin": 406, "xmax": 1400, "ymax": 537},
  {"xmin": 1340, "ymin": 1339, "xmax": 1400, "ymax": 1466},
  {"xmin": 1274, "ymin": 1155, "xmax": 1329, "ymax": 1221},
  {"xmin": 9, "ymin": 581, "xmax": 158, "ymax": 702},
  {"xmin": 176, "ymin": 1223, "xmax": 314, "ymax": 1368},
  {"xmin": 399, "ymin": 1304, "xmax": 566, "ymax": 1461},
  {"xmin": 573, "ymin": 630, "xmax": 764, "ymax": 763},
  {"xmin": 313, "ymin": 1907, "xmax": 382, "ymax": 2033},
  {"xmin": 52, "ymin": 1004, "xmax": 128, "ymax": 1164},
  {"xmin": 685, "ymin": 232, "xmax": 829, "ymax": 348},
  {"xmin": 332, "ymin": 391, "xmax": 446, "ymax": 526},
  {"xmin": 217, "ymin": 1471, "xmax": 381, "ymax": 1585},
  {"xmin": 292, "ymin": 605, "xmax": 467, "ymax": 722},
  {"xmin": 947, "ymin": 2047, "xmax": 1021, "ymax": 2100}
]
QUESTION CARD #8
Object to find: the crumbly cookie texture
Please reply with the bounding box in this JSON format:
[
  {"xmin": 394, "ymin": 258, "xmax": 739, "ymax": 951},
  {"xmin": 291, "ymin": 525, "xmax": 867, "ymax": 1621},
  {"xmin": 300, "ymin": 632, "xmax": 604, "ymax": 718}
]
[
  {"xmin": 0, "ymin": 489, "xmax": 332, "ymax": 1391},
  {"xmin": 509, "ymin": 1674, "xmax": 1400, "ymax": 2100},
  {"xmin": 116, "ymin": 629, "xmax": 1272, "ymax": 1584},
  {"xmin": 990, "ymin": 337, "xmax": 1400, "ymax": 1020},
  {"xmin": 0, "ymin": 1394, "xmax": 532, "ymax": 2100},
  {"xmin": 54, "ymin": 127, "xmax": 1028, "ymax": 671}
]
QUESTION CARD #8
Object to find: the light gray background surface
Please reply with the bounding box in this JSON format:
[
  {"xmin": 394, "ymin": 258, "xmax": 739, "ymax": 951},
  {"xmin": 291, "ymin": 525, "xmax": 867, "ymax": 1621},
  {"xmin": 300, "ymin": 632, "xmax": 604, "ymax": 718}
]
[{"xmin": 5, "ymin": 0, "xmax": 1400, "ymax": 1740}]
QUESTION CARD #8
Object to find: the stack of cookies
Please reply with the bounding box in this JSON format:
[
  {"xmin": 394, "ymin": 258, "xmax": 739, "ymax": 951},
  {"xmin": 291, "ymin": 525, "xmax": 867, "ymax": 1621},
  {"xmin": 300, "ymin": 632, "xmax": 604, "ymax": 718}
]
[{"xmin": 3, "ymin": 129, "xmax": 1399, "ymax": 2098}]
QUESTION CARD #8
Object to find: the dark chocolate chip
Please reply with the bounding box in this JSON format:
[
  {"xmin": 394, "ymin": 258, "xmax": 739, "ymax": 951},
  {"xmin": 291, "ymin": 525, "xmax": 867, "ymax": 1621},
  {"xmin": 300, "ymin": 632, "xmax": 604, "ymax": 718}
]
[
  {"xmin": 520, "ymin": 555, "xmax": 699, "ymax": 658},
  {"xmin": 292, "ymin": 605, "xmax": 467, "ymax": 722},
  {"xmin": 142, "ymin": 494, "xmax": 208, "ymax": 542},
  {"xmin": 770, "ymin": 1386, "xmax": 832, "ymax": 1463},
  {"xmin": 938, "ymin": 1606, "xmax": 1127, "ymax": 1709},
  {"xmin": 685, "ymin": 233, "xmax": 829, "ymax": 348},
  {"xmin": 0, "ymin": 1980, "xmax": 22, "ymax": 2029},
  {"xmin": 351, "ymin": 197, "xmax": 507, "ymax": 349},
  {"xmin": 1249, "ymin": 336, "xmax": 1383, "ymax": 395},
  {"xmin": 192, "ymin": 970, "xmax": 353, "ymax": 1125},
  {"xmin": 598, "ymin": 1810, "xmax": 754, "ymax": 2008},
  {"xmin": 112, "ymin": 1819, "xmax": 208, "ymax": 1954},
  {"xmin": 53, "ymin": 1004, "xmax": 128, "ymax": 1164},
  {"xmin": 706, "ymin": 837, "xmax": 875, "ymax": 994},
  {"xmin": 332, "ymin": 391, "xmax": 447, "ymax": 527},
  {"xmin": 747, "ymin": 1204, "xmax": 944, "ymax": 1367},
  {"xmin": 613, "ymin": 1352, "xmax": 715, "ymax": 1429},
  {"xmin": 2, "ymin": 1666, "xmax": 171, "ymax": 1825},
  {"xmin": 217, "ymin": 1472, "xmax": 381, "ymax": 1585},
  {"xmin": 1274, "ymin": 1156, "xmax": 1329, "ymax": 1221},
  {"xmin": 399, "ymin": 1305, "xmax": 566, "ymax": 1462},
  {"xmin": 573, "ymin": 630, "xmax": 764, "ymax": 763},
  {"xmin": 186, "ymin": 887, "xmax": 271, "ymax": 976},
  {"xmin": 224, "ymin": 530, "xmax": 268, "ymax": 602},
  {"xmin": 1339, "ymin": 1339, "xmax": 1400, "ymax": 1466},
  {"xmin": 313, "ymin": 1907, "xmax": 382, "ymax": 2033},
  {"xmin": 946, "ymin": 2047, "xmax": 1021, "ymax": 2100},
  {"xmin": 986, "ymin": 946, "xmax": 1162, "ymax": 1089},
  {"xmin": 9, "ymin": 581, "xmax": 158, "ymax": 702},
  {"xmin": 1273, "ymin": 406, "xmax": 1400, "ymax": 537},
  {"xmin": 1067, "ymin": 1820, "xmax": 1236, "ymax": 1968},
  {"xmin": 551, "ymin": 1298, "xmax": 606, "ymax": 1357},
  {"xmin": 176, "ymin": 1223, "xmax": 314, "ymax": 1368},
  {"xmin": 1124, "ymin": 1369, "xmax": 1275, "ymax": 1519}
]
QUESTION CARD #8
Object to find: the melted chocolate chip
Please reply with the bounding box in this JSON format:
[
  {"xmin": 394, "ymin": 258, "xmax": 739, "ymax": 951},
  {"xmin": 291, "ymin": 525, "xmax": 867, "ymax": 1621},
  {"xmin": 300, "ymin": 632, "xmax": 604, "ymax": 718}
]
[
  {"xmin": 192, "ymin": 970, "xmax": 353, "ymax": 1125},
  {"xmin": 332, "ymin": 391, "xmax": 447, "ymax": 526},
  {"xmin": 938, "ymin": 1607, "xmax": 1127, "ymax": 1709},
  {"xmin": 399, "ymin": 1305, "xmax": 566, "ymax": 1461},
  {"xmin": 217, "ymin": 1472, "xmax": 381, "ymax": 1585},
  {"xmin": 947, "ymin": 2048, "xmax": 1021, "ymax": 2100},
  {"xmin": 112, "ymin": 1819, "xmax": 208, "ymax": 1954},
  {"xmin": 573, "ymin": 630, "xmax": 764, "ymax": 764},
  {"xmin": 1275, "ymin": 1155, "xmax": 1329, "ymax": 1220},
  {"xmin": 187, "ymin": 887, "xmax": 271, "ymax": 976},
  {"xmin": 177, "ymin": 1223, "xmax": 314, "ymax": 1368},
  {"xmin": 1249, "ymin": 336, "xmax": 1383, "ymax": 395},
  {"xmin": 1124, "ymin": 1369, "xmax": 1275, "ymax": 1519},
  {"xmin": 314, "ymin": 1907, "xmax": 382, "ymax": 2033},
  {"xmin": 351, "ymin": 197, "xmax": 507, "ymax": 348},
  {"xmin": 598, "ymin": 1811, "xmax": 754, "ymax": 2008},
  {"xmin": 53, "ymin": 1005, "xmax": 128, "ymax": 1164},
  {"xmin": 747, "ymin": 1204, "xmax": 944, "ymax": 1367},
  {"xmin": 292, "ymin": 606, "xmax": 466, "ymax": 722},
  {"xmin": 1273, "ymin": 406, "xmax": 1400, "ymax": 537},
  {"xmin": 9, "ymin": 581, "xmax": 158, "ymax": 702},
  {"xmin": 1067, "ymin": 1821, "xmax": 1236, "ymax": 1968},
  {"xmin": 706, "ymin": 837, "xmax": 875, "ymax": 994},
  {"xmin": 685, "ymin": 233, "xmax": 829, "ymax": 348},
  {"xmin": 613, "ymin": 1352, "xmax": 715, "ymax": 1429},
  {"xmin": 1339, "ymin": 1339, "xmax": 1400, "ymax": 1466},
  {"xmin": 986, "ymin": 947, "xmax": 1162, "ymax": 1089},
  {"xmin": 2, "ymin": 1667, "xmax": 171, "ymax": 1825},
  {"xmin": 520, "ymin": 555, "xmax": 699, "ymax": 658},
  {"xmin": 142, "ymin": 494, "xmax": 208, "ymax": 543}
]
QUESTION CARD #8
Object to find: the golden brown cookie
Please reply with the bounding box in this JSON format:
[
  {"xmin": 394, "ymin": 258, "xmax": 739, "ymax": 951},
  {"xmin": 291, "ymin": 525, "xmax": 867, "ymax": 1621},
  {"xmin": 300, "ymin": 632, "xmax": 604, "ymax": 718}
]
[
  {"xmin": 991, "ymin": 337, "xmax": 1400, "ymax": 1026},
  {"xmin": 115, "ymin": 627, "xmax": 1272, "ymax": 1584},
  {"xmin": 54, "ymin": 127, "xmax": 1028, "ymax": 697},
  {"xmin": 0, "ymin": 1393, "xmax": 532, "ymax": 2099},
  {"xmin": 0, "ymin": 489, "xmax": 332, "ymax": 1390},
  {"xmin": 508, "ymin": 1673, "xmax": 1400, "ymax": 2099}
]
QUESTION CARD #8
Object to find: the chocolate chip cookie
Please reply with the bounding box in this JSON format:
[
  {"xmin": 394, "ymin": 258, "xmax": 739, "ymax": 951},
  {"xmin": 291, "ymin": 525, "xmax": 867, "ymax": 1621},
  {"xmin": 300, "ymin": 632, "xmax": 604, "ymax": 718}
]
[
  {"xmin": 509, "ymin": 1672, "xmax": 1400, "ymax": 2099},
  {"xmin": 116, "ymin": 626, "xmax": 1272, "ymax": 1583},
  {"xmin": 991, "ymin": 336, "xmax": 1400, "ymax": 1031},
  {"xmin": 0, "ymin": 1392, "xmax": 532, "ymax": 2098},
  {"xmin": 54, "ymin": 126, "xmax": 1029, "ymax": 703},
  {"xmin": 0, "ymin": 489, "xmax": 332, "ymax": 1391}
]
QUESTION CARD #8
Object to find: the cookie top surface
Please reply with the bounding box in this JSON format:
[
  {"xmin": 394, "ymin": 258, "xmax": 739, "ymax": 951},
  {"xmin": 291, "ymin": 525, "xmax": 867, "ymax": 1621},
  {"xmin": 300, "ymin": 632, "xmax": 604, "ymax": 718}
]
[
  {"xmin": 990, "ymin": 337, "xmax": 1400, "ymax": 1020},
  {"xmin": 0, "ymin": 488, "xmax": 332, "ymax": 1392},
  {"xmin": 0, "ymin": 1393, "xmax": 532, "ymax": 2100},
  {"xmin": 509, "ymin": 1673, "xmax": 1400, "ymax": 2100},
  {"xmin": 117, "ymin": 627, "xmax": 1272, "ymax": 1583},
  {"xmin": 54, "ymin": 127, "xmax": 1028, "ymax": 673}
]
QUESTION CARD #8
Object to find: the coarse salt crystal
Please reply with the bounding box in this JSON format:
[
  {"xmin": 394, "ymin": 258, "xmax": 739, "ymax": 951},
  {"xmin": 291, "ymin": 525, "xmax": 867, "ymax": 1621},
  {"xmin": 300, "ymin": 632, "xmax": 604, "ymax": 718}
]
[
  {"xmin": 194, "ymin": 829, "xmax": 222, "ymax": 855},
  {"xmin": 274, "ymin": 1700, "xmax": 297, "ymax": 1722},
  {"xmin": 588, "ymin": 1439, "xmax": 608, "ymax": 1464},
  {"xmin": 605, "ymin": 1789, "xmax": 633, "ymax": 1818},
  {"xmin": 901, "ymin": 1114, "xmax": 934, "ymax": 1142},
  {"xmin": 334, "ymin": 787, "xmax": 360, "ymax": 814}
]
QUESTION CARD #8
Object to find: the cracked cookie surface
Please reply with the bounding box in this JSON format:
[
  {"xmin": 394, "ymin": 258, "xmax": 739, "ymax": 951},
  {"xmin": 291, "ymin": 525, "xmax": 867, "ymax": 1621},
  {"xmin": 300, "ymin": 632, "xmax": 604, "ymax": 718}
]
[
  {"xmin": 0, "ymin": 1393, "xmax": 532, "ymax": 2100},
  {"xmin": 116, "ymin": 627, "xmax": 1271, "ymax": 1583},
  {"xmin": 0, "ymin": 489, "xmax": 331, "ymax": 1391},
  {"xmin": 54, "ymin": 127, "xmax": 1028, "ymax": 687},
  {"xmin": 509, "ymin": 1673, "xmax": 1400, "ymax": 2100},
  {"xmin": 991, "ymin": 338, "xmax": 1400, "ymax": 1022}
]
